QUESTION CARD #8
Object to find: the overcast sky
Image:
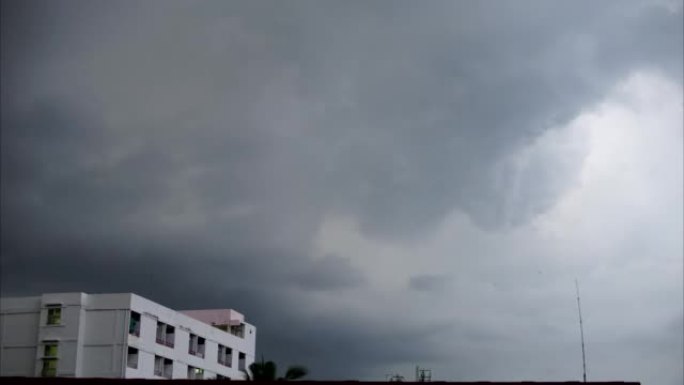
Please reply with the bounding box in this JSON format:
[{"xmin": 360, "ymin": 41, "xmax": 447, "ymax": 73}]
[{"xmin": 1, "ymin": 0, "xmax": 682, "ymax": 383}]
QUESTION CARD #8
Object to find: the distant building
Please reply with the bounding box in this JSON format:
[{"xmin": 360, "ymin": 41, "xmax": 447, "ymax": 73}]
[{"xmin": 0, "ymin": 292, "xmax": 256, "ymax": 379}]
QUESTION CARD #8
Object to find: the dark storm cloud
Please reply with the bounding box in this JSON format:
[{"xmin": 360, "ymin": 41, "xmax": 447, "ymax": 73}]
[
  {"xmin": 1, "ymin": 0, "xmax": 682, "ymax": 382},
  {"xmin": 292, "ymin": 254, "xmax": 366, "ymax": 291}
]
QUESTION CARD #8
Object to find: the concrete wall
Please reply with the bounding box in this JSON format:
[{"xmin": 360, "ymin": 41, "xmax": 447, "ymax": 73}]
[
  {"xmin": 1, "ymin": 293, "xmax": 131, "ymax": 378},
  {"xmin": 81, "ymin": 309, "xmax": 128, "ymax": 377},
  {"xmin": 0, "ymin": 296, "xmax": 41, "ymax": 376}
]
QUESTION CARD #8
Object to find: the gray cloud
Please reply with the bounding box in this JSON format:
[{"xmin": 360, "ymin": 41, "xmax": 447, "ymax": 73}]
[
  {"xmin": 1, "ymin": 0, "xmax": 682, "ymax": 383},
  {"xmin": 408, "ymin": 274, "xmax": 452, "ymax": 292},
  {"xmin": 292, "ymin": 254, "xmax": 366, "ymax": 291}
]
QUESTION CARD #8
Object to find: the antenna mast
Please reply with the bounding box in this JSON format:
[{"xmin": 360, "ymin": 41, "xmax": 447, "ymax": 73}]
[
  {"xmin": 575, "ymin": 279, "xmax": 587, "ymax": 383},
  {"xmin": 415, "ymin": 366, "xmax": 432, "ymax": 382}
]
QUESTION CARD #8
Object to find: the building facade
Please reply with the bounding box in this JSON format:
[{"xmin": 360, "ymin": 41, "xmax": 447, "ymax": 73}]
[{"xmin": 0, "ymin": 292, "xmax": 256, "ymax": 379}]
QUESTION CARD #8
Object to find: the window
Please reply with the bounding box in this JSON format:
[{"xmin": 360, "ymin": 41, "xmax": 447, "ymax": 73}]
[
  {"xmin": 188, "ymin": 333, "xmax": 205, "ymax": 358},
  {"xmin": 128, "ymin": 311, "xmax": 140, "ymax": 337},
  {"xmin": 188, "ymin": 334, "xmax": 196, "ymax": 355},
  {"xmin": 156, "ymin": 322, "xmax": 175, "ymax": 347},
  {"xmin": 198, "ymin": 337, "xmax": 205, "ymax": 357},
  {"xmin": 156, "ymin": 322, "xmax": 164, "ymax": 344},
  {"xmin": 163, "ymin": 358, "xmax": 173, "ymax": 378},
  {"xmin": 217, "ymin": 374, "xmax": 231, "ymax": 380},
  {"xmin": 46, "ymin": 305, "xmax": 61, "ymax": 325},
  {"xmin": 127, "ymin": 347, "xmax": 139, "ymax": 369},
  {"xmin": 129, "ymin": 311, "xmax": 141, "ymax": 336},
  {"xmin": 238, "ymin": 352, "xmax": 246, "ymax": 371},
  {"xmin": 43, "ymin": 342, "xmax": 58, "ymax": 358},
  {"xmin": 154, "ymin": 356, "xmax": 163, "ymax": 377},
  {"xmin": 188, "ymin": 366, "xmax": 204, "ymax": 380},
  {"xmin": 154, "ymin": 355, "xmax": 172, "ymax": 378},
  {"xmin": 42, "ymin": 341, "xmax": 59, "ymax": 375},
  {"xmin": 41, "ymin": 358, "xmax": 58, "ymax": 377},
  {"xmin": 217, "ymin": 344, "xmax": 232, "ymax": 367},
  {"xmin": 164, "ymin": 325, "xmax": 175, "ymax": 347}
]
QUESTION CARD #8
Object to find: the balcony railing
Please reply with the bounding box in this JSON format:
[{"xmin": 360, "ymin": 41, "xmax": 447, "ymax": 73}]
[
  {"xmin": 154, "ymin": 369, "xmax": 163, "ymax": 377},
  {"xmin": 218, "ymin": 358, "xmax": 231, "ymax": 367},
  {"xmin": 156, "ymin": 338, "xmax": 175, "ymax": 348},
  {"xmin": 129, "ymin": 329, "xmax": 140, "ymax": 337},
  {"xmin": 188, "ymin": 349, "xmax": 205, "ymax": 358}
]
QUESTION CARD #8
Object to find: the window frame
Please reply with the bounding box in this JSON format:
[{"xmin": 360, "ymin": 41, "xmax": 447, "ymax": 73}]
[
  {"xmin": 43, "ymin": 341, "xmax": 59, "ymax": 358},
  {"xmin": 45, "ymin": 305, "xmax": 62, "ymax": 326},
  {"xmin": 188, "ymin": 366, "xmax": 204, "ymax": 379},
  {"xmin": 164, "ymin": 325, "xmax": 175, "ymax": 347},
  {"xmin": 127, "ymin": 347, "xmax": 139, "ymax": 369},
  {"xmin": 217, "ymin": 344, "xmax": 232, "ymax": 367},
  {"xmin": 41, "ymin": 358, "xmax": 58, "ymax": 377},
  {"xmin": 156, "ymin": 322, "xmax": 175, "ymax": 347},
  {"xmin": 154, "ymin": 355, "xmax": 164, "ymax": 376},
  {"xmin": 163, "ymin": 357, "xmax": 173, "ymax": 378},
  {"xmin": 129, "ymin": 311, "xmax": 141, "ymax": 337},
  {"xmin": 188, "ymin": 333, "xmax": 204, "ymax": 358}
]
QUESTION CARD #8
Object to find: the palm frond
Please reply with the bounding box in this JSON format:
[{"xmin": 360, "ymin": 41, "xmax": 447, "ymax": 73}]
[{"xmin": 284, "ymin": 365, "xmax": 308, "ymax": 380}]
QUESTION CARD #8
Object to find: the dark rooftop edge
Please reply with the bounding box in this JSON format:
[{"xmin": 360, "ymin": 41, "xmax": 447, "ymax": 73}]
[{"xmin": 0, "ymin": 379, "xmax": 641, "ymax": 385}]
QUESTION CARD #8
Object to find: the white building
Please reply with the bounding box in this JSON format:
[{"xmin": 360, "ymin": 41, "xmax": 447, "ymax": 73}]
[{"xmin": 0, "ymin": 292, "xmax": 256, "ymax": 379}]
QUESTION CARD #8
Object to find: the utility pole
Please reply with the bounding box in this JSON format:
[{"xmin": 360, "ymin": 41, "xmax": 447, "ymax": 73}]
[{"xmin": 575, "ymin": 279, "xmax": 587, "ymax": 383}]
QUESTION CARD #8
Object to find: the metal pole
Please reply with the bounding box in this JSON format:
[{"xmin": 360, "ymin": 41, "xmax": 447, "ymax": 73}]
[{"xmin": 575, "ymin": 279, "xmax": 587, "ymax": 383}]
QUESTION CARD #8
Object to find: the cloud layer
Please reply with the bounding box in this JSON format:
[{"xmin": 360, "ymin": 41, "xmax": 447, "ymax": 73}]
[{"xmin": 2, "ymin": 1, "xmax": 682, "ymax": 384}]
